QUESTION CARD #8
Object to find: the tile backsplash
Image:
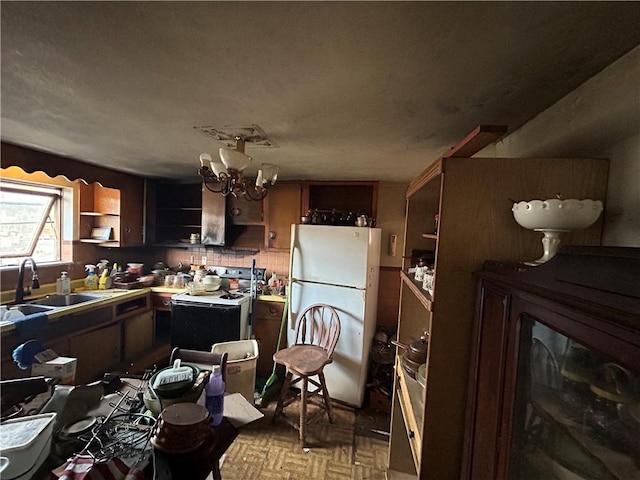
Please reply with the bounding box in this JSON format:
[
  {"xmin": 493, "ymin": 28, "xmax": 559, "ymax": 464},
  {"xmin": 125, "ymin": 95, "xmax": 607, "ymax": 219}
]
[{"xmin": 164, "ymin": 247, "xmax": 290, "ymax": 279}]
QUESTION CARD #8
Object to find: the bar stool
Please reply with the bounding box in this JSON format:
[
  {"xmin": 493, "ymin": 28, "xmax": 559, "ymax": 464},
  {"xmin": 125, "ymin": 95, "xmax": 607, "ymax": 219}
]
[{"xmin": 272, "ymin": 304, "xmax": 341, "ymax": 447}]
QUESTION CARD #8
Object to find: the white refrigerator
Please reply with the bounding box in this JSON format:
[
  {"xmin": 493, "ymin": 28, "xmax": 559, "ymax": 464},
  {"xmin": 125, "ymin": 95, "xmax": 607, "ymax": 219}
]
[{"xmin": 288, "ymin": 224, "xmax": 381, "ymax": 407}]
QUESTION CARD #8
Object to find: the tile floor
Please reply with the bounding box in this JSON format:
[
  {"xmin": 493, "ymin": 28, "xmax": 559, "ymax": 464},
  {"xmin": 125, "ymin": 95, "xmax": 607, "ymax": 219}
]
[{"xmin": 220, "ymin": 399, "xmax": 390, "ymax": 479}]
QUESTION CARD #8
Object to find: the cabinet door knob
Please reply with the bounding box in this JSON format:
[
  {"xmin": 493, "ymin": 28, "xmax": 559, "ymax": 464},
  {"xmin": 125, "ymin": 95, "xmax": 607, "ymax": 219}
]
[{"xmin": 269, "ymin": 230, "xmax": 277, "ymax": 239}]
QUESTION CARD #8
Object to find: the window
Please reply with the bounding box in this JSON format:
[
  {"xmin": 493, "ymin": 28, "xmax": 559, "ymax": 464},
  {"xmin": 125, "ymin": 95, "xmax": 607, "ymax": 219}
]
[{"xmin": 0, "ymin": 181, "xmax": 62, "ymax": 266}]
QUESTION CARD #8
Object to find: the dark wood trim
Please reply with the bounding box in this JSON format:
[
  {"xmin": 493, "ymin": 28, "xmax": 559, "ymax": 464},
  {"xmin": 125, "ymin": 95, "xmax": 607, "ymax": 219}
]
[{"xmin": 1, "ymin": 142, "xmax": 146, "ymax": 189}]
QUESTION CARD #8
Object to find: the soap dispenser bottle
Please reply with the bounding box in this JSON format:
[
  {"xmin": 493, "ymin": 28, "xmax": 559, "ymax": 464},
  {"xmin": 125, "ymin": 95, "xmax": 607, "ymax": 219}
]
[
  {"xmin": 56, "ymin": 271, "xmax": 71, "ymax": 295},
  {"xmin": 99, "ymin": 269, "xmax": 112, "ymax": 290},
  {"xmin": 84, "ymin": 265, "xmax": 98, "ymax": 290}
]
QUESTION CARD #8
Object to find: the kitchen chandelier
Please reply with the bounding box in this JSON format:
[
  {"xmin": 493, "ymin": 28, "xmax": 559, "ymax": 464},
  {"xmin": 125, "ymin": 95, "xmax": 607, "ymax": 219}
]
[{"xmin": 198, "ymin": 136, "xmax": 278, "ymax": 201}]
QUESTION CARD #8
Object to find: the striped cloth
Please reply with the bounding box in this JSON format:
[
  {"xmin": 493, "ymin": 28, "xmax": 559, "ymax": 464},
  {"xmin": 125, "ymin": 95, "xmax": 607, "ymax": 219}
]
[{"xmin": 53, "ymin": 455, "xmax": 146, "ymax": 480}]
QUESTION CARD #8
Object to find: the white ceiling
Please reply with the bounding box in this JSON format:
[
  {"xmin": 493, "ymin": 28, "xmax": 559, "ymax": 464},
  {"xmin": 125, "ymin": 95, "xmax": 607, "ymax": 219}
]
[{"xmin": 2, "ymin": 2, "xmax": 639, "ymax": 183}]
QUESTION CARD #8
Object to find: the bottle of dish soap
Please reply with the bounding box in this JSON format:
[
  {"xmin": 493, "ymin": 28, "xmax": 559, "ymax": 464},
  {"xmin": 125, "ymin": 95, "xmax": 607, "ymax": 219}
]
[
  {"xmin": 56, "ymin": 271, "xmax": 71, "ymax": 295},
  {"xmin": 84, "ymin": 265, "xmax": 98, "ymax": 290},
  {"xmin": 205, "ymin": 365, "xmax": 225, "ymax": 426},
  {"xmin": 99, "ymin": 268, "xmax": 112, "ymax": 290}
]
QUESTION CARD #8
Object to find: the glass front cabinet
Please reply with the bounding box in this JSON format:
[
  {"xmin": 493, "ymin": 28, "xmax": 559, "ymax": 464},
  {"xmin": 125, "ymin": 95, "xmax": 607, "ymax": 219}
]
[{"xmin": 464, "ymin": 247, "xmax": 640, "ymax": 480}]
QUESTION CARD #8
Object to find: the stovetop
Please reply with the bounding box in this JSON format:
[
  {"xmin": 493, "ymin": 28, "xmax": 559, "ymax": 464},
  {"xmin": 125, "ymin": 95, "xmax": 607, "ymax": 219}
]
[{"xmin": 172, "ymin": 289, "xmax": 253, "ymax": 306}]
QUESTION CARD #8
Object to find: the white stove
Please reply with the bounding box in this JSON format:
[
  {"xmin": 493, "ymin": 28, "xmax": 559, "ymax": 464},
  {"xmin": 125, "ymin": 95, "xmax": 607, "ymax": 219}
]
[
  {"xmin": 171, "ymin": 290, "xmax": 252, "ymax": 307},
  {"xmin": 169, "ymin": 265, "xmax": 263, "ymax": 350}
]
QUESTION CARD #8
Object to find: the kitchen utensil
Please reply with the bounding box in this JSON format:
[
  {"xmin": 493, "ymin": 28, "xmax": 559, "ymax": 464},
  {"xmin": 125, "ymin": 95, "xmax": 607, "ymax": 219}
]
[
  {"xmin": 138, "ymin": 275, "xmax": 155, "ymax": 287},
  {"xmin": 400, "ymin": 355, "xmax": 422, "ymax": 379},
  {"xmin": 152, "ymin": 262, "xmax": 168, "ymax": 271},
  {"xmin": 149, "ymin": 362, "xmax": 199, "ymax": 399},
  {"xmin": 392, "ymin": 332, "xmax": 429, "ymax": 364},
  {"xmin": 203, "ymin": 275, "xmax": 222, "ymax": 292},
  {"xmin": 143, "ymin": 371, "xmax": 208, "ymax": 417}
]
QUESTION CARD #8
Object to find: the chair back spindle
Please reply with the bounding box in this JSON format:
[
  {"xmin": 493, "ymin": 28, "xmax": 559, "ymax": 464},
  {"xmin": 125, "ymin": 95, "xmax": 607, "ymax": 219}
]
[{"xmin": 294, "ymin": 304, "xmax": 341, "ymax": 357}]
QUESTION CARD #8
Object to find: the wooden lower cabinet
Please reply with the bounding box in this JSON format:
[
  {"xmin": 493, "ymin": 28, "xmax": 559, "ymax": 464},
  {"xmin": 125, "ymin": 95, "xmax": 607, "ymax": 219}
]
[
  {"xmin": 151, "ymin": 291, "xmax": 173, "ymax": 345},
  {"xmin": 69, "ymin": 322, "xmax": 122, "ymax": 384},
  {"xmin": 123, "ymin": 310, "xmax": 154, "ymax": 361},
  {"xmin": 253, "ymin": 300, "xmax": 286, "ymax": 378}
]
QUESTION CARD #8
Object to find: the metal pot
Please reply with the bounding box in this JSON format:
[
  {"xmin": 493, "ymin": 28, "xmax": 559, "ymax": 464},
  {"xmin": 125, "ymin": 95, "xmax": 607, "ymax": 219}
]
[{"xmin": 392, "ymin": 332, "xmax": 429, "ymax": 366}]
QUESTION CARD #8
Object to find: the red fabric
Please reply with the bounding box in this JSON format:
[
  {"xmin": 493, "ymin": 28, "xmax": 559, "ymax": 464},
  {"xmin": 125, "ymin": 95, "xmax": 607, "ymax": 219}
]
[{"xmin": 55, "ymin": 455, "xmax": 139, "ymax": 480}]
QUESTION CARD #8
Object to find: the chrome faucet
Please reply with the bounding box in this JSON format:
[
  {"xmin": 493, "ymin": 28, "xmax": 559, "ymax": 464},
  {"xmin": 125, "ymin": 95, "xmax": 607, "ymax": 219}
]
[{"xmin": 15, "ymin": 257, "xmax": 39, "ymax": 304}]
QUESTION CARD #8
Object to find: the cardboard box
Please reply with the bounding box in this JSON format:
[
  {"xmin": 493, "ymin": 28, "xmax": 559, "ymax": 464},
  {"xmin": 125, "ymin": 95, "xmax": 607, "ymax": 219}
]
[{"xmin": 32, "ymin": 356, "xmax": 77, "ymax": 384}]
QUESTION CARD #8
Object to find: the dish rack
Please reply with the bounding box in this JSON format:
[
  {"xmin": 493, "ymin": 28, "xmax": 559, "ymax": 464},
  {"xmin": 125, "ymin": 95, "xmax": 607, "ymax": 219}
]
[{"xmin": 64, "ymin": 371, "xmax": 157, "ymax": 467}]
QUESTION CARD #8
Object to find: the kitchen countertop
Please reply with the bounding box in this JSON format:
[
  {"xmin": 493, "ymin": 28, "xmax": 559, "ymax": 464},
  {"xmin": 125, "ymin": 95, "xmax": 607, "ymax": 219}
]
[
  {"xmin": 257, "ymin": 294, "xmax": 287, "ymax": 303},
  {"xmin": 0, "ymin": 287, "xmax": 150, "ymax": 334},
  {"xmin": 1, "ymin": 285, "xmax": 286, "ymax": 334}
]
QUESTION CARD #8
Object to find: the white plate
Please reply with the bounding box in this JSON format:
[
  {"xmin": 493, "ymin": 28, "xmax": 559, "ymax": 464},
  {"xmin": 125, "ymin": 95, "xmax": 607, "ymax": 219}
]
[{"xmin": 61, "ymin": 416, "xmax": 96, "ymax": 436}]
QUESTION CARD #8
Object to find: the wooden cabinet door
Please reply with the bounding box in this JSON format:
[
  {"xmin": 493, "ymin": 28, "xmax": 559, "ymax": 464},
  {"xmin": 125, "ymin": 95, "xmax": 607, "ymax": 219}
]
[
  {"xmin": 253, "ymin": 301, "xmax": 286, "ymax": 377},
  {"xmin": 123, "ymin": 310, "xmax": 154, "ymax": 361},
  {"xmin": 119, "ymin": 179, "xmax": 144, "ymax": 245},
  {"xmin": 151, "ymin": 292, "xmax": 173, "ymax": 311},
  {"xmin": 463, "ymin": 282, "xmax": 511, "ymax": 480},
  {"xmin": 70, "ymin": 323, "xmax": 122, "ymax": 384},
  {"xmin": 265, "ymin": 183, "xmax": 301, "ymax": 250}
]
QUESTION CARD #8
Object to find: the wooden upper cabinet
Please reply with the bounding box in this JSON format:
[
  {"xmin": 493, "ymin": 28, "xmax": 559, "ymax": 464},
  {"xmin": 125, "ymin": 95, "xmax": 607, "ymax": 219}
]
[
  {"xmin": 265, "ymin": 182, "xmax": 302, "ymax": 250},
  {"xmin": 78, "ymin": 180, "xmax": 144, "ymax": 246},
  {"xmin": 119, "ymin": 179, "xmax": 144, "ymax": 246},
  {"xmin": 302, "ymin": 181, "xmax": 378, "ymax": 221}
]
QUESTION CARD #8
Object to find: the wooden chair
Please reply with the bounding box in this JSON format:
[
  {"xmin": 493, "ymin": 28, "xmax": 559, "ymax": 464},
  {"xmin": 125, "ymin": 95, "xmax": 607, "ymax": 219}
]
[{"xmin": 272, "ymin": 304, "xmax": 341, "ymax": 447}]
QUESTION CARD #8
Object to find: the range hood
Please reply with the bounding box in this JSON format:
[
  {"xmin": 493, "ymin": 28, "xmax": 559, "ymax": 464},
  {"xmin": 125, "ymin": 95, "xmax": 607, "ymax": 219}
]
[
  {"xmin": 201, "ymin": 187, "xmax": 265, "ymax": 250},
  {"xmin": 201, "ymin": 186, "xmax": 226, "ymax": 246}
]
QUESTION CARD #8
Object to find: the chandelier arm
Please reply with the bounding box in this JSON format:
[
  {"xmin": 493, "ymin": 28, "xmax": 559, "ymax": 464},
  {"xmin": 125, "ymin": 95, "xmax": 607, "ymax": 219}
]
[{"xmin": 243, "ymin": 184, "xmax": 268, "ymax": 201}]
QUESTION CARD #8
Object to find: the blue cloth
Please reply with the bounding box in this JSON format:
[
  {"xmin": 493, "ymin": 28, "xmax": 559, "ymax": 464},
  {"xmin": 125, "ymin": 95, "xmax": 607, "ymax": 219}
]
[
  {"xmin": 13, "ymin": 311, "xmax": 48, "ymax": 338},
  {"xmin": 12, "ymin": 339, "xmax": 45, "ymax": 370}
]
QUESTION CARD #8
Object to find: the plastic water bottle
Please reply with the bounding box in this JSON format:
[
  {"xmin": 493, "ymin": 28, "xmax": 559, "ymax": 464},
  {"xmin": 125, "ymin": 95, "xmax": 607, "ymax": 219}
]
[{"xmin": 205, "ymin": 365, "xmax": 225, "ymax": 426}]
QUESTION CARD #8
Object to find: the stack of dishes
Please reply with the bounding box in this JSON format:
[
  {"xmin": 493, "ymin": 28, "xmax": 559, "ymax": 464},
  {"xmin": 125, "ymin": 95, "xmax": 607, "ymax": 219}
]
[{"xmin": 151, "ymin": 403, "xmax": 213, "ymax": 454}]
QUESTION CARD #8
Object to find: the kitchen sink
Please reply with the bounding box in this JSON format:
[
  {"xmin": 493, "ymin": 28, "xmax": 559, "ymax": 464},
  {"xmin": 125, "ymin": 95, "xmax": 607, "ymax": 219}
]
[
  {"xmin": 7, "ymin": 304, "xmax": 55, "ymax": 315},
  {"xmin": 29, "ymin": 293, "xmax": 101, "ymax": 307}
]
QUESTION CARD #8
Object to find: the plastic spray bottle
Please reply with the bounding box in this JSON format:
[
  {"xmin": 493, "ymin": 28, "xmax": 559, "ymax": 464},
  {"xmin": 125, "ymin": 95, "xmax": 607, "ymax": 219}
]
[
  {"xmin": 205, "ymin": 365, "xmax": 225, "ymax": 426},
  {"xmin": 84, "ymin": 265, "xmax": 98, "ymax": 290},
  {"xmin": 56, "ymin": 271, "xmax": 71, "ymax": 295},
  {"xmin": 99, "ymin": 269, "xmax": 112, "ymax": 290}
]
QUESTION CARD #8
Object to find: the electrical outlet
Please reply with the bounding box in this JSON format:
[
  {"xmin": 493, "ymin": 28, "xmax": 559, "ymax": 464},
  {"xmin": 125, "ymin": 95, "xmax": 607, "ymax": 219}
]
[{"xmin": 201, "ymin": 256, "xmax": 208, "ymax": 266}]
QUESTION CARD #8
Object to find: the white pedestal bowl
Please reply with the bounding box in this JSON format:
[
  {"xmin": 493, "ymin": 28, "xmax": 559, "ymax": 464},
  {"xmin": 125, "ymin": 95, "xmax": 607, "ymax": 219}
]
[{"xmin": 512, "ymin": 198, "xmax": 603, "ymax": 265}]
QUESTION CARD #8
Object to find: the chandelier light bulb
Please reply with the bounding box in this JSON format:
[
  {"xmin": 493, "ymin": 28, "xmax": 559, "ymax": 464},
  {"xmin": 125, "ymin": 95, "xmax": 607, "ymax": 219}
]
[
  {"xmin": 199, "ymin": 152, "xmax": 212, "ymax": 168},
  {"xmin": 210, "ymin": 160, "xmax": 226, "ymax": 177}
]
